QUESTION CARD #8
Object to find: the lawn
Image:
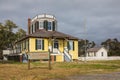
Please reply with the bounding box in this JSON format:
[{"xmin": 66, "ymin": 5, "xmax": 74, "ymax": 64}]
[{"xmin": 0, "ymin": 60, "xmax": 120, "ymax": 80}]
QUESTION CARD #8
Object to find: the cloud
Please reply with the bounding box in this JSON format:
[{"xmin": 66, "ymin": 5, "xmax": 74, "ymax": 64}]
[{"xmin": 0, "ymin": 0, "xmax": 120, "ymax": 44}]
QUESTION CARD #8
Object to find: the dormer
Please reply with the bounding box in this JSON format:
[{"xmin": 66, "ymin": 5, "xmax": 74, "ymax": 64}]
[{"xmin": 28, "ymin": 14, "xmax": 57, "ymax": 34}]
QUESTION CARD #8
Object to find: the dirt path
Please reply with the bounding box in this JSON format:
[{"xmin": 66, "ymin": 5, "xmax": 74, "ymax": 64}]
[{"xmin": 49, "ymin": 72, "xmax": 120, "ymax": 80}]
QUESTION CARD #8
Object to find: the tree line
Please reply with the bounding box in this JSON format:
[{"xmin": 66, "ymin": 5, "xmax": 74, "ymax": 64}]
[
  {"xmin": 0, "ymin": 20, "xmax": 26, "ymax": 59},
  {"xmin": 101, "ymin": 38, "xmax": 120, "ymax": 56}
]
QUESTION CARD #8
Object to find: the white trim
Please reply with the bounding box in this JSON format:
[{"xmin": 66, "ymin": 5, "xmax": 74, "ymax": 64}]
[
  {"xmin": 32, "ymin": 14, "xmax": 56, "ymax": 22},
  {"xmin": 33, "ymin": 23, "xmax": 35, "ymax": 33},
  {"xmin": 50, "ymin": 54, "xmax": 60, "ymax": 55},
  {"xmin": 50, "ymin": 53, "xmax": 64, "ymax": 55}
]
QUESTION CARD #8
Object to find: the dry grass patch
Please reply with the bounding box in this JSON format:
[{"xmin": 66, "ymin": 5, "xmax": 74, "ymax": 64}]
[{"xmin": 0, "ymin": 60, "xmax": 120, "ymax": 80}]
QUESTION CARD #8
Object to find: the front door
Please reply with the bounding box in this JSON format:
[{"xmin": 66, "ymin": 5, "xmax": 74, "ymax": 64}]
[{"xmin": 53, "ymin": 40, "xmax": 59, "ymax": 53}]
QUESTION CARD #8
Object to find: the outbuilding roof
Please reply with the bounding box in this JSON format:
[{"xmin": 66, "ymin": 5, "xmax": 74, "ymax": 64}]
[
  {"xmin": 87, "ymin": 47, "xmax": 107, "ymax": 52},
  {"xmin": 87, "ymin": 48, "xmax": 101, "ymax": 52}
]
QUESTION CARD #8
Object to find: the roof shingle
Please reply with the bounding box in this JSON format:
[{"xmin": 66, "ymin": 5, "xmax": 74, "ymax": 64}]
[{"xmin": 17, "ymin": 29, "xmax": 79, "ymax": 42}]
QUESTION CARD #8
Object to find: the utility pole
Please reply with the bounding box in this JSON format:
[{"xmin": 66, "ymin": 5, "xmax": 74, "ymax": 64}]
[{"xmin": 84, "ymin": 18, "xmax": 87, "ymax": 63}]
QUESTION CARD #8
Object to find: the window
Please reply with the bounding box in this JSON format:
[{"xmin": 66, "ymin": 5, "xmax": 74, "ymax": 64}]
[
  {"xmin": 101, "ymin": 52, "xmax": 104, "ymax": 56},
  {"xmin": 54, "ymin": 40, "xmax": 59, "ymax": 49},
  {"xmin": 39, "ymin": 22, "xmax": 43, "ymax": 29},
  {"xmin": 94, "ymin": 52, "xmax": 96, "ymax": 56},
  {"xmin": 36, "ymin": 39, "xmax": 44, "ymax": 50},
  {"xmin": 68, "ymin": 41, "xmax": 74, "ymax": 50},
  {"xmin": 17, "ymin": 43, "xmax": 21, "ymax": 53},
  {"xmin": 88, "ymin": 52, "xmax": 90, "ymax": 57},
  {"xmin": 35, "ymin": 21, "xmax": 39, "ymax": 32},
  {"xmin": 48, "ymin": 22, "xmax": 52, "ymax": 30}
]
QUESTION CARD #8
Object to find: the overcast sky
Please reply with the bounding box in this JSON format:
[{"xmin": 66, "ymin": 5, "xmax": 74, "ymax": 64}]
[{"xmin": 0, "ymin": 0, "xmax": 120, "ymax": 44}]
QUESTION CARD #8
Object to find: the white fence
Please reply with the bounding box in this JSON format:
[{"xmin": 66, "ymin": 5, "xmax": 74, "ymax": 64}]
[
  {"xmin": 78, "ymin": 56, "xmax": 120, "ymax": 61},
  {"xmin": 3, "ymin": 49, "xmax": 17, "ymax": 55}
]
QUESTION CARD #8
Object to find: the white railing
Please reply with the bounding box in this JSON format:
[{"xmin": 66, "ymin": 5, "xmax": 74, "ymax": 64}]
[
  {"xmin": 50, "ymin": 48, "xmax": 63, "ymax": 55},
  {"xmin": 64, "ymin": 48, "xmax": 72, "ymax": 60},
  {"xmin": 57, "ymin": 49, "xmax": 62, "ymax": 54}
]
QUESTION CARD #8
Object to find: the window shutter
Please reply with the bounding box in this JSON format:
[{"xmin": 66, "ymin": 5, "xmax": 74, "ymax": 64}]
[
  {"xmin": 44, "ymin": 21, "xmax": 45, "ymax": 29},
  {"xmin": 35, "ymin": 39, "xmax": 37, "ymax": 50},
  {"xmin": 42, "ymin": 39, "xmax": 44, "ymax": 50},
  {"xmin": 28, "ymin": 39, "xmax": 29, "ymax": 51},
  {"xmin": 44, "ymin": 20, "xmax": 48, "ymax": 30},
  {"xmin": 67, "ymin": 41, "xmax": 70, "ymax": 50},
  {"xmin": 73, "ymin": 41, "xmax": 74, "ymax": 51},
  {"xmin": 52, "ymin": 21, "xmax": 55, "ymax": 31},
  {"xmin": 36, "ymin": 21, "xmax": 39, "ymax": 30},
  {"xmin": 35, "ymin": 22, "xmax": 37, "ymax": 32},
  {"xmin": 32, "ymin": 24, "xmax": 33, "ymax": 33},
  {"xmin": 46, "ymin": 21, "xmax": 48, "ymax": 30}
]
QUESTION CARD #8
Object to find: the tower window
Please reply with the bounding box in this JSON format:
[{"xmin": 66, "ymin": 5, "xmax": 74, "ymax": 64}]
[
  {"xmin": 39, "ymin": 22, "xmax": 43, "ymax": 29},
  {"xmin": 48, "ymin": 22, "xmax": 52, "ymax": 30},
  {"xmin": 35, "ymin": 21, "xmax": 39, "ymax": 32}
]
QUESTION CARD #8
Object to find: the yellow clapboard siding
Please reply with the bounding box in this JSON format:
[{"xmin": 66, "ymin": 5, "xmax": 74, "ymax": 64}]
[
  {"xmin": 56, "ymin": 55, "xmax": 64, "ymax": 62},
  {"xmin": 69, "ymin": 40, "xmax": 78, "ymax": 59}
]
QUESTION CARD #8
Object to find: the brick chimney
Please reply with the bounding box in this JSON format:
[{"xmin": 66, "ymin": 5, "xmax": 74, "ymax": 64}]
[{"xmin": 28, "ymin": 18, "xmax": 31, "ymax": 34}]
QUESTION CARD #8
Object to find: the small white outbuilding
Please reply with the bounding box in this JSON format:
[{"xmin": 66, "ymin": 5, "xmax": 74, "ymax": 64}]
[{"xmin": 85, "ymin": 47, "xmax": 108, "ymax": 60}]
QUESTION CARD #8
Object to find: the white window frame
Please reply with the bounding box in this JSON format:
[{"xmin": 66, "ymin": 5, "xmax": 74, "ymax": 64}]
[
  {"xmin": 36, "ymin": 39, "xmax": 43, "ymax": 50},
  {"xmin": 68, "ymin": 40, "xmax": 74, "ymax": 50},
  {"xmin": 39, "ymin": 21, "xmax": 43, "ymax": 29}
]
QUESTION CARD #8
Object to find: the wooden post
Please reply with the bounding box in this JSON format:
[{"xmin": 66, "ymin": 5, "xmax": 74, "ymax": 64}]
[
  {"xmin": 28, "ymin": 59, "xmax": 30, "ymax": 70},
  {"xmin": 48, "ymin": 49, "xmax": 51, "ymax": 70},
  {"xmin": 20, "ymin": 55, "xmax": 22, "ymax": 62}
]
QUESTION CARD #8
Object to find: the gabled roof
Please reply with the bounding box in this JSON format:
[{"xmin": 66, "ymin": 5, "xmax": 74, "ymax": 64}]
[
  {"xmin": 87, "ymin": 48, "xmax": 100, "ymax": 52},
  {"xmin": 16, "ymin": 29, "xmax": 79, "ymax": 42},
  {"xmin": 87, "ymin": 47, "xmax": 107, "ymax": 52}
]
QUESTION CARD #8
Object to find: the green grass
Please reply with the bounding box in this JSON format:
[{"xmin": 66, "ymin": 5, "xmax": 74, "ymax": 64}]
[{"xmin": 57, "ymin": 62, "xmax": 120, "ymax": 69}]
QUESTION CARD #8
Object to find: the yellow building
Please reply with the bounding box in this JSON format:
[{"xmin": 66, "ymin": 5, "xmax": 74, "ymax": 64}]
[{"xmin": 16, "ymin": 14, "xmax": 78, "ymax": 62}]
